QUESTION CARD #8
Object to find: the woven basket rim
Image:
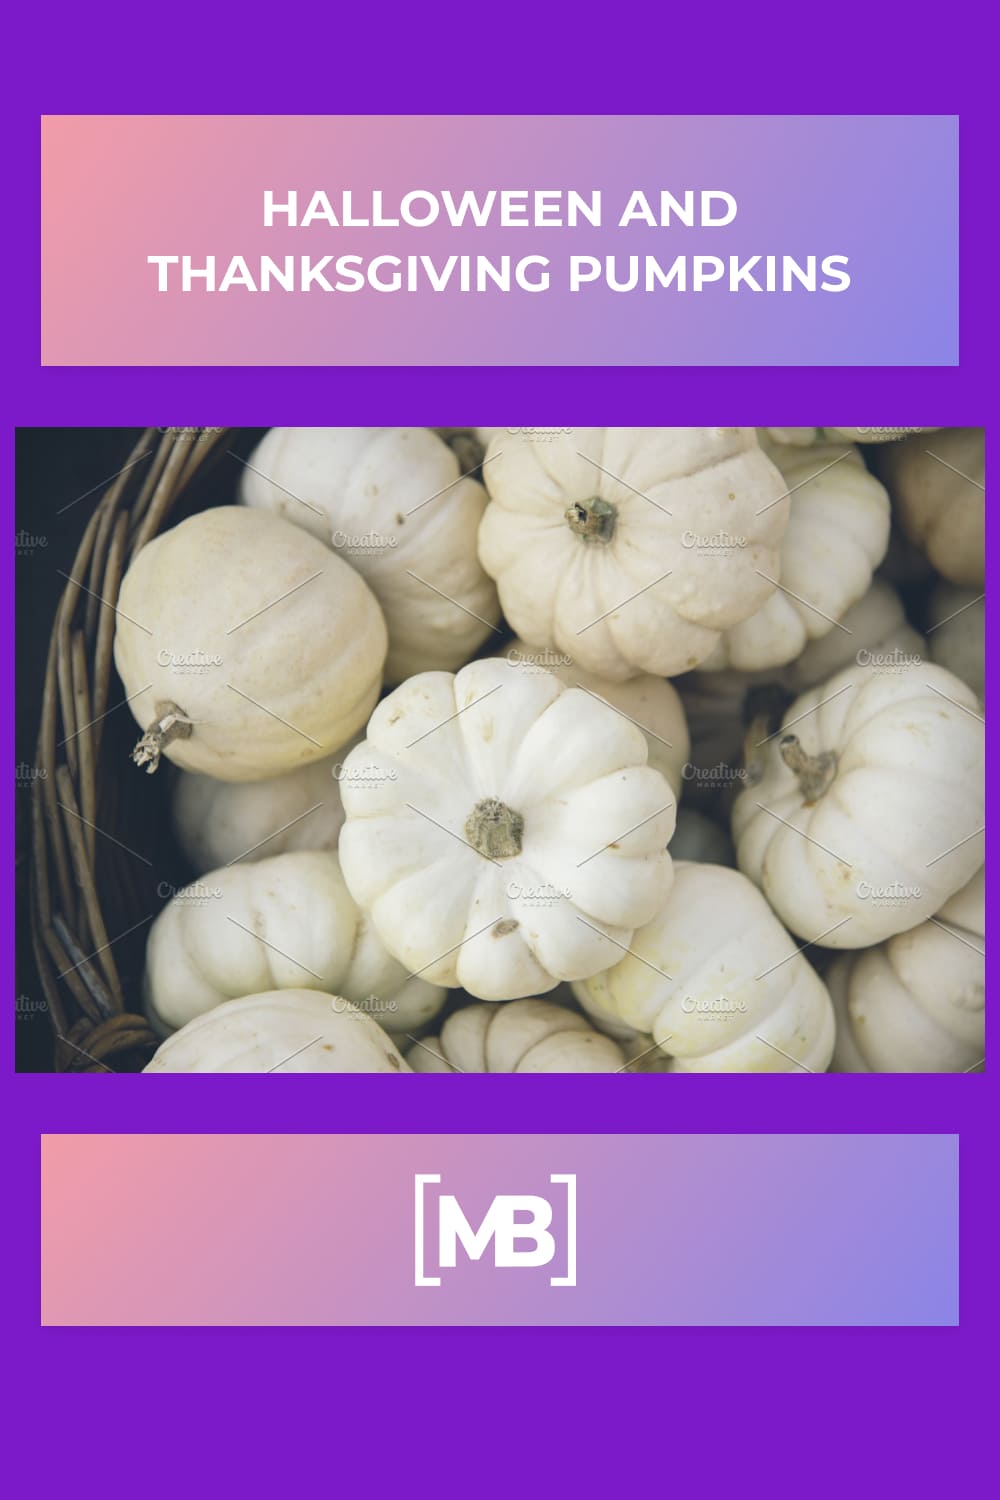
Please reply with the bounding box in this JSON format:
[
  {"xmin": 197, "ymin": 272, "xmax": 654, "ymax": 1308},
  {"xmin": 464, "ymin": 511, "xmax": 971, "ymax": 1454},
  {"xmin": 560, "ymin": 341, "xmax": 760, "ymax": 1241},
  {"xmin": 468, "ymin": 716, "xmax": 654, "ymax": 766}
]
[{"xmin": 29, "ymin": 427, "xmax": 234, "ymax": 1071}]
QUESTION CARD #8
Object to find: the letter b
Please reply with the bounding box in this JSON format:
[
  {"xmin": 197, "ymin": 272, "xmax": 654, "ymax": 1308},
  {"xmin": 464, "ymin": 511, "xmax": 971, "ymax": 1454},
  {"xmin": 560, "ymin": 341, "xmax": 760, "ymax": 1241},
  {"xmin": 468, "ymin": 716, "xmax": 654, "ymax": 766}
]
[{"xmin": 492, "ymin": 1195, "xmax": 555, "ymax": 1267}]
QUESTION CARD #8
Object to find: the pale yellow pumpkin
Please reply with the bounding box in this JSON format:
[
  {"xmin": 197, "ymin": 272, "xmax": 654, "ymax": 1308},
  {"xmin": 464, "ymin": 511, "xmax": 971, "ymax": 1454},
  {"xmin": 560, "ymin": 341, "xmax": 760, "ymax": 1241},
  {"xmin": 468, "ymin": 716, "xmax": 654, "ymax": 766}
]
[
  {"xmin": 144, "ymin": 991, "xmax": 410, "ymax": 1073},
  {"xmin": 144, "ymin": 850, "xmax": 445, "ymax": 1037},
  {"xmin": 573, "ymin": 862, "xmax": 835, "ymax": 1072},
  {"xmin": 239, "ymin": 427, "xmax": 500, "ymax": 682},
  {"xmin": 927, "ymin": 582, "xmax": 984, "ymax": 701},
  {"xmin": 829, "ymin": 868, "xmax": 984, "ymax": 1073},
  {"xmin": 879, "ymin": 428, "xmax": 984, "ymax": 586},
  {"xmin": 700, "ymin": 439, "xmax": 890, "ymax": 671},
  {"xmin": 172, "ymin": 750, "xmax": 351, "ymax": 874},
  {"xmin": 733, "ymin": 662, "xmax": 984, "ymax": 947},
  {"xmin": 478, "ymin": 428, "xmax": 788, "ymax": 680},
  {"xmin": 114, "ymin": 507, "xmax": 386, "ymax": 780},
  {"xmin": 407, "ymin": 997, "xmax": 625, "ymax": 1072}
]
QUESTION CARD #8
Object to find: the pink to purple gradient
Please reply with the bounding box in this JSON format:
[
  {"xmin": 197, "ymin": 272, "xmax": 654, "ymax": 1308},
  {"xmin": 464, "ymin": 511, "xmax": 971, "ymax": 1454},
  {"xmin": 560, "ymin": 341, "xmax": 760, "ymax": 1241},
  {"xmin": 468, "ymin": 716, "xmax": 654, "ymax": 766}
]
[
  {"xmin": 42, "ymin": 1135, "xmax": 957, "ymax": 1326},
  {"xmin": 42, "ymin": 116, "xmax": 956, "ymax": 366},
  {"xmin": 4, "ymin": 3, "xmax": 997, "ymax": 1496}
]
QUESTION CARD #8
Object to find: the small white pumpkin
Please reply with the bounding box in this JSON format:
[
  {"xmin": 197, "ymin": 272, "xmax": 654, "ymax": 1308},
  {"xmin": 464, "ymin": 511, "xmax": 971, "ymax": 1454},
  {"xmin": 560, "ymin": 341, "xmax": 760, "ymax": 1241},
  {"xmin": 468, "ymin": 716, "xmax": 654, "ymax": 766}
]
[
  {"xmin": 789, "ymin": 577, "xmax": 924, "ymax": 690},
  {"xmin": 700, "ymin": 439, "xmax": 890, "ymax": 671},
  {"xmin": 927, "ymin": 583, "xmax": 984, "ymax": 701},
  {"xmin": 498, "ymin": 637, "xmax": 690, "ymax": 795},
  {"xmin": 669, "ymin": 808, "xmax": 734, "ymax": 866},
  {"xmin": 144, "ymin": 991, "xmax": 410, "ymax": 1073},
  {"xmin": 573, "ymin": 862, "xmax": 835, "ymax": 1072},
  {"xmin": 676, "ymin": 582, "xmax": 924, "ymax": 816},
  {"xmin": 407, "ymin": 997, "xmax": 625, "ymax": 1072},
  {"xmin": 478, "ymin": 428, "xmax": 788, "ymax": 680},
  {"xmin": 338, "ymin": 658, "xmax": 676, "ymax": 999},
  {"xmin": 144, "ymin": 850, "xmax": 445, "ymax": 1037},
  {"xmin": 115, "ymin": 507, "xmax": 387, "ymax": 780},
  {"xmin": 733, "ymin": 661, "xmax": 984, "ymax": 947},
  {"xmin": 172, "ymin": 751, "xmax": 351, "ymax": 874},
  {"xmin": 879, "ymin": 428, "xmax": 984, "ymax": 586},
  {"xmin": 239, "ymin": 427, "xmax": 500, "ymax": 682},
  {"xmin": 829, "ymin": 867, "xmax": 984, "ymax": 1073}
]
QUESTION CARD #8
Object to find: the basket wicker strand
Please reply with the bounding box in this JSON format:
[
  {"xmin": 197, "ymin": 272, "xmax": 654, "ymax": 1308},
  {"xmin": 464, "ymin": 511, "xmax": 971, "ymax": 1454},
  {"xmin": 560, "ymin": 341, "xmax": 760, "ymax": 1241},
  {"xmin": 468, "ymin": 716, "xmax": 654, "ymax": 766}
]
[{"xmin": 30, "ymin": 428, "xmax": 233, "ymax": 1071}]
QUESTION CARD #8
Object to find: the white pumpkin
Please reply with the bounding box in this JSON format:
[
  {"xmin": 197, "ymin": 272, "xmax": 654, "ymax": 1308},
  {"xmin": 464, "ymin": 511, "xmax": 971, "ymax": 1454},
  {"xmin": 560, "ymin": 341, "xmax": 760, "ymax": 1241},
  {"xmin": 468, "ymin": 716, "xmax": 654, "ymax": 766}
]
[
  {"xmin": 144, "ymin": 991, "xmax": 410, "ymax": 1073},
  {"xmin": 670, "ymin": 808, "xmax": 734, "ymax": 866},
  {"xmin": 789, "ymin": 577, "xmax": 924, "ymax": 690},
  {"xmin": 677, "ymin": 583, "xmax": 923, "ymax": 815},
  {"xmin": 239, "ymin": 427, "xmax": 500, "ymax": 682},
  {"xmin": 144, "ymin": 850, "xmax": 445, "ymax": 1037},
  {"xmin": 478, "ymin": 428, "xmax": 788, "ymax": 680},
  {"xmin": 573, "ymin": 862, "xmax": 835, "ymax": 1072},
  {"xmin": 498, "ymin": 637, "xmax": 690, "ymax": 794},
  {"xmin": 927, "ymin": 583, "xmax": 984, "ymax": 701},
  {"xmin": 115, "ymin": 507, "xmax": 386, "ymax": 780},
  {"xmin": 733, "ymin": 661, "xmax": 984, "ymax": 947},
  {"xmin": 574, "ymin": 984, "xmax": 643, "ymax": 1043},
  {"xmin": 879, "ymin": 428, "xmax": 984, "ymax": 586},
  {"xmin": 829, "ymin": 867, "xmax": 984, "ymax": 1073},
  {"xmin": 700, "ymin": 439, "xmax": 890, "ymax": 671},
  {"xmin": 172, "ymin": 750, "xmax": 352, "ymax": 874},
  {"xmin": 407, "ymin": 997, "xmax": 625, "ymax": 1072},
  {"xmin": 338, "ymin": 658, "xmax": 676, "ymax": 1000}
]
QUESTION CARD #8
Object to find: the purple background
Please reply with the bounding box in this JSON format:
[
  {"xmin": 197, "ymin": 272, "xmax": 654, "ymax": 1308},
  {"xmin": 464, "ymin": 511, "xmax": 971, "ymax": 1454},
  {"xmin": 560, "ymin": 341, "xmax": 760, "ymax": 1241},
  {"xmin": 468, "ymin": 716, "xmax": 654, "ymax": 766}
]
[{"xmin": 3, "ymin": 2, "xmax": 994, "ymax": 1494}]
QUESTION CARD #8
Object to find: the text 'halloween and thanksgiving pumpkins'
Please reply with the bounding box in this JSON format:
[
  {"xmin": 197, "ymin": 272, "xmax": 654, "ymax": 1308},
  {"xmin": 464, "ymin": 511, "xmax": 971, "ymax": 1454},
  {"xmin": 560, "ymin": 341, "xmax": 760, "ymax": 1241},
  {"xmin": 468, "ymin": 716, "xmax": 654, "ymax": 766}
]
[{"xmin": 148, "ymin": 186, "xmax": 850, "ymax": 296}]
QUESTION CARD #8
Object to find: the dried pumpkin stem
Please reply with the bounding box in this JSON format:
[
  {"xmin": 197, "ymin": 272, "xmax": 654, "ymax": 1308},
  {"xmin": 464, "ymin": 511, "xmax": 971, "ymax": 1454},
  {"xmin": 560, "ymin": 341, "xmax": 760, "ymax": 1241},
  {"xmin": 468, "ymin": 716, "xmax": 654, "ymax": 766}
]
[
  {"xmin": 132, "ymin": 701, "xmax": 193, "ymax": 775},
  {"xmin": 465, "ymin": 797, "xmax": 524, "ymax": 859},
  {"xmin": 565, "ymin": 496, "xmax": 617, "ymax": 543},
  {"xmin": 779, "ymin": 734, "xmax": 838, "ymax": 802}
]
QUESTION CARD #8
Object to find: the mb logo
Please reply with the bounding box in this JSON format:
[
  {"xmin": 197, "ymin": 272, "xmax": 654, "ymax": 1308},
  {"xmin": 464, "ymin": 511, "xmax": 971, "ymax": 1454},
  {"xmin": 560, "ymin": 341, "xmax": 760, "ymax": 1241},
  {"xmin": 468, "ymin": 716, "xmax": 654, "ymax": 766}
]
[{"xmin": 414, "ymin": 1174, "xmax": 577, "ymax": 1287}]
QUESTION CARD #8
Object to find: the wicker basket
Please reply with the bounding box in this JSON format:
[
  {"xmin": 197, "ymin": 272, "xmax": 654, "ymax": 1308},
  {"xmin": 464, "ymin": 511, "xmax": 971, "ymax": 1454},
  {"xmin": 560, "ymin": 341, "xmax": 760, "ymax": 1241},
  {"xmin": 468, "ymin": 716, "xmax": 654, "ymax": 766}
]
[{"xmin": 29, "ymin": 427, "xmax": 236, "ymax": 1071}]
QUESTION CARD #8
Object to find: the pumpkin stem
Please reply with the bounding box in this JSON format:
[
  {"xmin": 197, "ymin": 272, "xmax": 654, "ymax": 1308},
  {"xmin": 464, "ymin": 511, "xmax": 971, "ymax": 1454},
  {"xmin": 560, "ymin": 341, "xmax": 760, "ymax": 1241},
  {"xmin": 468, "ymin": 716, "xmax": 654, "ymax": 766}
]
[
  {"xmin": 132, "ymin": 701, "xmax": 194, "ymax": 775},
  {"xmin": 443, "ymin": 429, "xmax": 486, "ymax": 475},
  {"xmin": 565, "ymin": 496, "xmax": 617, "ymax": 543},
  {"xmin": 464, "ymin": 797, "xmax": 525, "ymax": 859},
  {"xmin": 779, "ymin": 734, "xmax": 838, "ymax": 803}
]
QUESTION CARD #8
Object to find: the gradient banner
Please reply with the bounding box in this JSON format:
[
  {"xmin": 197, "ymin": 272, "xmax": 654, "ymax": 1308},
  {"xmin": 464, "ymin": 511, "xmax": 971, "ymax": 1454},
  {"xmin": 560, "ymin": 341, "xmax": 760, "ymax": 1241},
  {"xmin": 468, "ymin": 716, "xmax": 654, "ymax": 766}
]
[
  {"xmin": 41, "ymin": 115, "xmax": 957, "ymax": 366},
  {"xmin": 41, "ymin": 1134, "xmax": 958, "ymax": 1325}
]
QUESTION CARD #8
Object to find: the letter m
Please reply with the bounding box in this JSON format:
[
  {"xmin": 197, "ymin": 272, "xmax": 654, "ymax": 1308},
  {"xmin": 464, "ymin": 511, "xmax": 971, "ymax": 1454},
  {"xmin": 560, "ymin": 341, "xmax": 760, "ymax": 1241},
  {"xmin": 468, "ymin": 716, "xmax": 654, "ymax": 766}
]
[{"xmin": 438, "ymin": 1194, "xmax": 554, "ymax": 1268}]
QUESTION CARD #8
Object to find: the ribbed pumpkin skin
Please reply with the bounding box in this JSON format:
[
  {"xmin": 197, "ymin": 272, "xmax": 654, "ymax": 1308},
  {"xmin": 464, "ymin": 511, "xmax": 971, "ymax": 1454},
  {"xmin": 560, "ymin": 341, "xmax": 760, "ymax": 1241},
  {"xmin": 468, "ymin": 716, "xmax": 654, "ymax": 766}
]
[
  {"xmin": 239, "ymin": 426, "xmax": 499, "ymax": 683},
  {"xmin": 573, "ymin": 862, "xmax": 835, "ymax": 1073},
  {"xmin": 144, "ymin": 991, "xmax": 411, "ymax": 1073},
  {"xmin": 478, "ymin": 427, "xmax": 789, "ymax": 680},
  {"xmin": 144, "ymin": 850, "xmax": 445, "ymax": 1037},
  {"xmin": 408, "ymin": 998, "xmax": 626, "ymax": 1073},
  {"xmin": 339, "ymin": 658, "xmax": 676, "ymax": 1000},
  {"xmin": 114, "ymin": 507, "xmax": 387, "ymax": 780},
  {"xmin": 732, "ymin": 662, "xmax": 984, "ymax": 947},
  {"xmin": 829, "ymin": 869, "xmax": 984, "ymax": 1073}
]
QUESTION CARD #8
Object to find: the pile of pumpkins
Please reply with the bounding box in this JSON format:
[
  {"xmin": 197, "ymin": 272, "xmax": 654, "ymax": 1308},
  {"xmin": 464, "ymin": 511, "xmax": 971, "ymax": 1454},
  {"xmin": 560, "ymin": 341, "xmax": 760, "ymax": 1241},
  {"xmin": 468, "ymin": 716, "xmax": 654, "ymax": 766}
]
[{"xmin": 112, "ymin": 426, "xmax": 985, "ymax": 1074}]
